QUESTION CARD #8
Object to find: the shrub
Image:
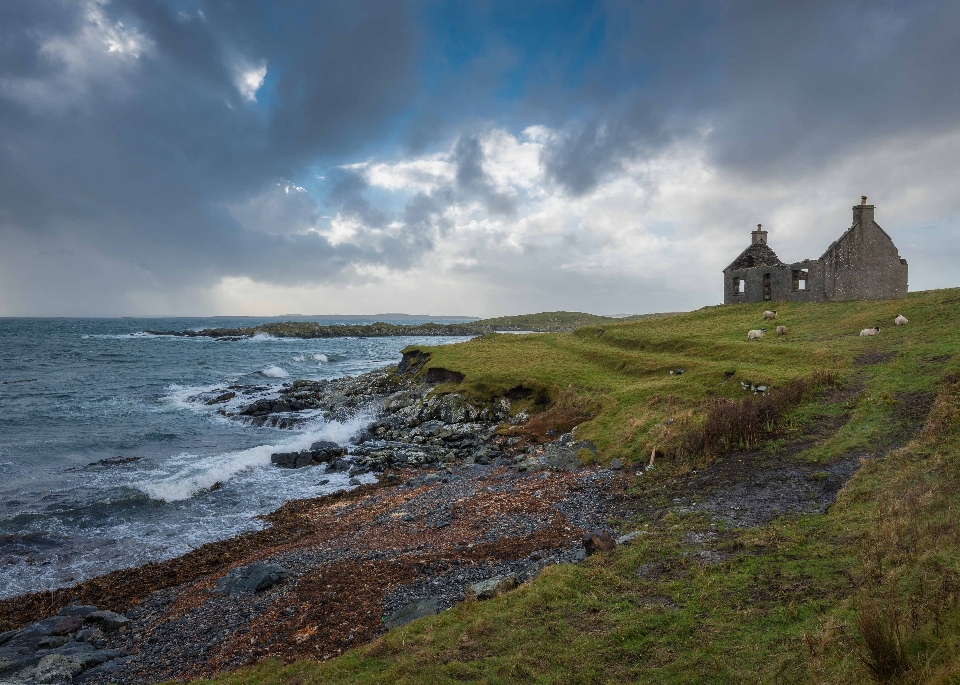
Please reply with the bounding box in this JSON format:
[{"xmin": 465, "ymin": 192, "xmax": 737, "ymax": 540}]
[{"xmin": 676, "ymin": 370, "xmax": 836, "ymax": 460}]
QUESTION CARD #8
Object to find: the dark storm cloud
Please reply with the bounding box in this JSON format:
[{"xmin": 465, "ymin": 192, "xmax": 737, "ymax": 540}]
[
  {"xmin": 452, "ymin": 133, "xmax": 516, "ymax": 215},
  {"xmin": 0, "ymin": 0, "xmax": 420, "ymax": 301},
  {"xmin": 538, "ymin": 0, "xmax": 960, "ymax": 195}
]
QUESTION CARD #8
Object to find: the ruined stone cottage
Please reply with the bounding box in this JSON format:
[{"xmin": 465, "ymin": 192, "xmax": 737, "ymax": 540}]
[{"xmin": 723, "ymin": 197, "xmax": 908, "ymax": 304}]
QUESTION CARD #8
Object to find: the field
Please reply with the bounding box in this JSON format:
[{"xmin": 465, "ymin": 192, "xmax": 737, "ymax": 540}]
[{"xmin": 189, "ymin": 288, "xmax": 960, "ymax": 684}]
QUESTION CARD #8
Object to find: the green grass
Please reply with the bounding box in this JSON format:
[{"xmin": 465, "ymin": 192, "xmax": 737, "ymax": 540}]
[
  {"xmin": 186, "ymin": 289, "xmax": 960, "ymax": 684},
  {"xmin": 420, "ymin": 289, "xmax": 960, "ymax": 466}
]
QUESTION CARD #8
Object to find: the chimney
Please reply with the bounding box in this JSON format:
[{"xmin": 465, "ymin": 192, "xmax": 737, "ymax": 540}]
[
  {"xmin": 853, "ymin": 196, "xmax": 875, "ymax": 226},
  {"xmin": 751, "ymin": 223, "xmax": 768, "ymax": 245}
]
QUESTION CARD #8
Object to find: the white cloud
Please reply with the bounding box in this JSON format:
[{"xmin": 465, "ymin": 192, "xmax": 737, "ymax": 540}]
[
  {"xmin": 317, "ymin": 122, "xmax": 960, "ymax": 316},
  {"xmin": 235, "ymin": 61, "xmax": 267, "ymax": 102}
]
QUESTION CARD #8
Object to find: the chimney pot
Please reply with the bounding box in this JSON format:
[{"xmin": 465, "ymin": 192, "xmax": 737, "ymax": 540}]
[
  {"xmin": 757, "ymin": 223, "xmax": 762, "ymax": 230},
  {"xmin": 861, "ymin": 195, "xmax": 867, "ymax": 205}
]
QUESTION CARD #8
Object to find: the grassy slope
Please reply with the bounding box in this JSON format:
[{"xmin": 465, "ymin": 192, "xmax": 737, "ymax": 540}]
[{"xmin": 190, "ymin": 289, "xmax": 960, "ymax": 684}]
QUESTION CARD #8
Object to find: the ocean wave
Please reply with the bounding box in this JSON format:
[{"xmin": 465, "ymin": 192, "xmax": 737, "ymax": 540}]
[
  {"xmin": 250, "ymin": 332, "xmax": 275, "ymax": 341},
  {"xmin": 160, "ymin": 383, "xmax": 224, "ymax": 411},
  {"xmin": 292, "ymin": 353, "xmax": 328, "ymax": 364},
  {"xmin": 135, "ymin": 413, "xmax": 373, "ymax": 502},
  {"xmin": 81, "ymin": 331, "xmax": 160, "ymax": 340},
  {"xmin": 260, "ymin": 365, "xmax": 289, "ymax": 378}
]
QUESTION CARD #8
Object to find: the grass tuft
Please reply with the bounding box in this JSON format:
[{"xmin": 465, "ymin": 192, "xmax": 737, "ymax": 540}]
[{"xmin": 857, "ymin": 602, "xmax": 911, "ymax": 682}]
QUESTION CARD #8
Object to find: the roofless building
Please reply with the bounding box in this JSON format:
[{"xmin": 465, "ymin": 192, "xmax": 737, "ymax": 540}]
[{"xmin": 723, "ymin": 197, "xmax": 908, "ymax": 304}]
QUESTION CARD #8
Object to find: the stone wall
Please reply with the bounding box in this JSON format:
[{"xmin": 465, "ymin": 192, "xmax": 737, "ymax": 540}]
[{"xmin": 723, "ymin": 202, "xmax": 907, "ymax": 304}]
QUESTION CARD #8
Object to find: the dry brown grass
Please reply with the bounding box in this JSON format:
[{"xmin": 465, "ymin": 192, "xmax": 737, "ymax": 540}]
[
  {"xmin": 675, "ymin": 370, "xmax": 837, "ymax": 462},
  {"xmin": 857, "ymin": 602, "xmax": 911, "ymax": 682},
  {"xmin": 510, "ymin": 388, "xmax": 602, "ymax": 444}
]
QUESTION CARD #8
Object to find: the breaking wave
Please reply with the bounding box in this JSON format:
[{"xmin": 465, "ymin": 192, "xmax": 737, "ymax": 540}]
[{"xmin": 135, "ymin": 413, "xmax": 372, "ymax": 503}]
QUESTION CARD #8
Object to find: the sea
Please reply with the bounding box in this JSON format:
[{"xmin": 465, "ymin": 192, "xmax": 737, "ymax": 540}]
[{"xmin": 0, "ymin": 317, "xmax": 475, "ymax": 600}]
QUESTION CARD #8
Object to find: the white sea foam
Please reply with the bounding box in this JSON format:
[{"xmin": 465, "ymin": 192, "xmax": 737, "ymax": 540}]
[
  {"xmin": 136, "ymin": 413, "xmax": 372, "ymax": 502},
  {"xmin": 160, "ymin": 383, "xmax": 224, "ymax": 411},
  {"xmin": 261, "ymin": 365, "xmax": 289, "ymax": 378},
  {"xmin": 82, "ymin": 331, "xmax": 160, "ymax": 340},
  {"xmin": 250, "ymin": 332, "xmax": 275, "ymax": 341},
  {"xmin": 313, "ymin": 353, "xmax": 328, "ymax": 362}
]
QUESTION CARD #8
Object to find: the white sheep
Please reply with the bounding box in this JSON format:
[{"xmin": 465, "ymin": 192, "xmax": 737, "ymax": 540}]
[
  {"xmin": 860, "ymin": 327, "xmax": 880, "ymax": 336},
  {"xmin": 776, "ymin": 325, "xmax": 787, "ymax": 335},
  {"xmin": 763, "ymin": 310, "xmax": 777, "ymax": 320},
  {"xmin": 895, "ymin": 314, "xmax": 908, "ymax": 326},
  {"xmin": 747, "ymin": 329, "xmax": 766, "ymax": 341}
]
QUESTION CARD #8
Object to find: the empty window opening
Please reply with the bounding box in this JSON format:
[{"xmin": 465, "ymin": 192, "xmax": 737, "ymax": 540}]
[
  {"xmin": 792, "ymin": 269, "xmax": 809, "ymax": 292},
  {"xmin": 732, "ymin": 277, "xmax": 745, "ymax": 295},
  {"xmin": 763, "ymin": 273, "xmax": 772, "ymax": 301}
]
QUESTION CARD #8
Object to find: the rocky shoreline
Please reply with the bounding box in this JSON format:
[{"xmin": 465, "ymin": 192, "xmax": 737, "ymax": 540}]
[
  {"xmin": 1, "ymin": 351, "xmax": 874, "ymax": 684},
  {"xmin": 0, "ymin": 353, "xmax": 627, "ymax": 684}
]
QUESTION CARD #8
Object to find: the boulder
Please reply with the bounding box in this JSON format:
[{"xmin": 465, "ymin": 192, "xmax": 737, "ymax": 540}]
[
  {"xmin": 582, "ymin": 531, "xmax": 616, "ymax": 555},
  {"xmin": 215, "ymin": 562, "xmax": 288, "ymax": 596},
  {"xmin": 270, "ymin": 441, "xmax": 346, "ymax": 469},
  {"xmin": 468, "ymin": 574, "xmax": 518, "ymax": 600},
  {"xmin": 29, "ymin": 653, "xmax": 83, "ymax": 683},
  {"xmin": 328, "ymin": 458, "xmax": 351, "ymax": 473},
  {"xmin": 86, "ymin": 611, "xmax": 128, "ymax": 632},
  {"xmin": 609, "ymin": 458, "xmax": 624, "ymax": 470},
  {"xmin": 37, "ymin": 635, "xmax": 70, "ymax": 649},
  {"xmin": 383, "ymin": 598, "xmax": 439, "ymax": 629},
  {"xmin": 49, "ymin": 617, "xmax": 82, "ymax": 636},
  {"xmin": 73, "ymin": 629, "xmax": 104, "ymax": 643}
]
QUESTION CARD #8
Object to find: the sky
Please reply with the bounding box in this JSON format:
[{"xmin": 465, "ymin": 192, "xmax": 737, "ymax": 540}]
[{"xmin": 1, "ymin": 0, "xmax": 959, "ymax": 317}]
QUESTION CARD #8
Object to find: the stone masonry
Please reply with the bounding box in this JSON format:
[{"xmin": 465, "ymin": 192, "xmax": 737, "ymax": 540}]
[{"xmin": 723, "ymin": 197, "xmax": 908, "ymax": 304}]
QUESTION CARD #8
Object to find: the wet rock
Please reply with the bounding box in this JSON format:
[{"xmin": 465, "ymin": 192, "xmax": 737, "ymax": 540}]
[
  {"xmin": 86, "ymin": 611, "xmax": 128, "ymax": 632},
  {"xmin": 328, "ymin": 458, "xmax": 351, "ymax": 473},
  {"xmin": 205, "ymin": 391, "xmax": 236, "ymax": 405},
  {"xmin": 271, "ymin": 441, "xmax": 346, "ymax": 469},
  {"xmin": 215, "ymin": 562, "xmax": 288, "ymax": 596},
  {"xmin": 87, "ymin": 456, "xmax": 142, "ymax": 468},
  {"xmin": 469, "ymin": 574, "xmax": 518, "ymax": 600},
  {"xmin": 383, "ymin": 597, "xmax": 439, "ymax": 629},
  {"xmin": 582, "ymin": 531, "xmax": 616, "ymax": 555}
]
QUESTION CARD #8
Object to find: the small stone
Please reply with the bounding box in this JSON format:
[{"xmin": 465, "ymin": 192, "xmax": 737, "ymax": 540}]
[
  {"xmin": 609, "ymin": 458, "xmax": 624, "ymax": 470},
  {"xmin": 615, "ymin": 531, "xmax": 641, "ymax": 545}
]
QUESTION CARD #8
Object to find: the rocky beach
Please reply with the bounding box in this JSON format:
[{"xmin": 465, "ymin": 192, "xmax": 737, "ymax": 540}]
[
  {"xmin": 0, "ymin": 341, "xmax": 881, "ymax": 685},
  {"xmin": 0, "ymin": 350, "xmax": 628, "ymax": 684}
]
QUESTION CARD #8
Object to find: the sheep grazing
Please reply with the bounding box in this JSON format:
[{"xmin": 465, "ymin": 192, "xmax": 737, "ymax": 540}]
[
  {"xmin": 747, "ymin": 329, "xmax": 766, "ymax": 341},
  {"xmin": 763, "ymin": 310, "xmax": 777, "ymax": 320},
  {"xmin": 776, "ymin": 325, "xmax": 787, "ymax": 335},
  {"xmin": 895, "ymin": 314, "xmax": 908, "ymax": 326},
  {"xmin": 860, "ymin": 327, "xmax": 881, "ymax": 336}
]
